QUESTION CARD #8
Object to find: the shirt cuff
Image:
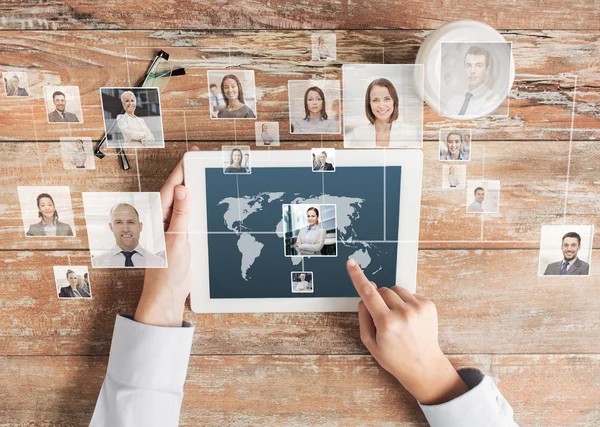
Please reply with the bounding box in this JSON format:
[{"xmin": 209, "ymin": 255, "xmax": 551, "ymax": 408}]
[
  {"xmin": 106, "ymin": 314, "xmax": 194, "ymax": 393},
  {"xmin": 418, "ymin": 367, "xmax": 515, "ymax": 427}
]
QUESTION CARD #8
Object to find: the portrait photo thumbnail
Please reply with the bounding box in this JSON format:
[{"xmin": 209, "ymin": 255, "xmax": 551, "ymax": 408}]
[
  {"xmin": 282, "ymin": 204, "xmax": 337, "ymax": 257},
  {"xmin": 43, "ymin": 86, "xmax": 83, "ymax": 124},
  {"xmin": 343, "ymin": 64, "xmax": 424, "ymax": 148},
  {"xmin": 288, "ymin": 80, "xmax": 341, "ymax": 134},
  {"xmin": 538, "ymin": 225, "xmax": 593, "ymax": 277},
  {"xmin": 100, "ymin": 87, "xmax": 165, "ymax": 149},
  {"xmin": 222, "ymin": 145, "xmax": 251, "ymax": 174},
  {"xmin": 82, "ymin": 192, "xmax": 167, "ymax": 269},
  {"xmin": 3, "ymin": 71, "xmax": 30, "ymax": 97},
  {"xmin": 207, "ymin": 70, "xmax": 257, "ymax": 119},
  {"xmin": 53, "ymin": 266, "xmax": 92, "ymax": 299},
  {"xmin": 17, "ymin": 186, "xmax": 76, "ymax": 238},
  {"xmin": 311, "ymin": 148, "xmax": 336, "ymax": 172},
  {"xmin": 466, "ymin": 180, "xmax": 500, "ymax": 213},
  {"xmin": 311, "ymin": 33, "xmax": 336, "ymax": 61},
  {"xmin": 439, "ymin": 42, "xmax": 512, "ymax": 118},
  {"xmin": 439, "ymin": 129, "xmax": 471, "ymax": 162},
  {"xmin": 442, "ymin": 164, "xmax": 467, "ymax": 189},
  {"xmin": 255, "ymin": 122, "xmax": 280, "ymax": 146},
  {"xmin": 291, "ymin": 271, "xmax": 314, "ymax": 293},
  {"xmin": 60, "ymin": 137, "xmax": 96, "ymax": 170}
]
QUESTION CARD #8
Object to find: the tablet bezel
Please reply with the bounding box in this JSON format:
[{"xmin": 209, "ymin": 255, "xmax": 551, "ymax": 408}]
[{"xmin": 184, "ymin": 149, "xmax": 422, "ymax": 313}]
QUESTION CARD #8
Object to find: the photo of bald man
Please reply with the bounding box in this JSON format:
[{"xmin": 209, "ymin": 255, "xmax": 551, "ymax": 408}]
[
  {"xmin": 91, "ymin": 203, "xmax": 165, "ymax": 268},
  {"xmin": 83, "ymin": 192, "xmax": 167, "ymax": 269}
]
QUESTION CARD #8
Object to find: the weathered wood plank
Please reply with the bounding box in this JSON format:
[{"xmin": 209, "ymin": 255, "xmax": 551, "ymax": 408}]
[
  {"xmin": 0, "ymin": 30, "xmax": 598, "ymax": 142},
  {"xmin": 492, "ymin": 355, "xmax": 600, "ymax": 426},
  {"xmin": 1, "ymin": 249, "xmax": 598, "ymax": 356},
  {"xmin": 1, "ymin": 1, "xmax": 599, "ymax": 30},
  {"xmin": 1, "ymin": 354, "xmax": 599, "ymax": 426},
  {"xmin": 1, "ymin": 140, "xmax": 599, "ymax": 251}
]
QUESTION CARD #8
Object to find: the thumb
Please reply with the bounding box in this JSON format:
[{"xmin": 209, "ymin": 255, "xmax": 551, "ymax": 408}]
[{"xmin": 167, "ymin": 185, "xmax": 190, "ymax": 234}]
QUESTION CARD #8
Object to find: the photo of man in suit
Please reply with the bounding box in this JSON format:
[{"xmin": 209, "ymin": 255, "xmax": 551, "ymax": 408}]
[
  {"xmin": 467, "ymin": 187, "xmax": 485, "ymax": 213},
  {"xmin": 92, "ymin": 203, "xmax": 166, "ymax": 268},
  {"xmin": 47, "ymin": 90, "xmax": 80, "ymax": 123},
  {"xmin": 543, "ymin": 232, "xmax": 590, "ymax": 276},
  {"xmin": 442, "ymin": 45, "xmax": 503, "ymax": 117}
]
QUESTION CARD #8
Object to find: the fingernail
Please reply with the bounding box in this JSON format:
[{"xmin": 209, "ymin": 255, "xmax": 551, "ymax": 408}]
[
  {"xmin": 348, "ymin": 258, "xmax": 356, "ymax": 267},
  {"xmin": 176, "ymin": 187, "xmax": 186, "ymax": 200}
]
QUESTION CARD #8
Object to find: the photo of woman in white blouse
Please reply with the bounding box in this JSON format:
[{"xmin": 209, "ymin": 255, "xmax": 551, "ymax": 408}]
[
  {"xmin": 101, "ymin": 87, "xmax": 165, "ymax": 149},
  {"xmin": 116, "ymin": 91, "xmax": 156, "ymax": 147}
]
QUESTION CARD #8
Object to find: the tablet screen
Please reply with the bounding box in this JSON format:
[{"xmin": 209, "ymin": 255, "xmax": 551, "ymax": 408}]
[{"xmin": 204, "ymin": 165, "xmax": 401, "ymax": 298}]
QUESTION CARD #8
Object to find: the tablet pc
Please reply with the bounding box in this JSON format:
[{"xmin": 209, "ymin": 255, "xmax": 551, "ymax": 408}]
[{"xmin": 184, "ymin": 149, "xmax": 422, "ymax": 313}]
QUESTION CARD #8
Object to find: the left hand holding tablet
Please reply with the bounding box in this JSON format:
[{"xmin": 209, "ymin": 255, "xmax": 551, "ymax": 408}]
[{"xmin": 134, "ymin": 146, "xmax": 199, "ymax": 327}]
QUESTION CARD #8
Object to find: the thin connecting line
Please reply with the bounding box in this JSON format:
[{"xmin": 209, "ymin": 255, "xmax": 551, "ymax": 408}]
[
  {"xmin": 233, "ymin": 120, "xmax": 237, "ymax": 141},
  {"xmin": 183, "ymin": 110, "xmax": 189, "ymax": 152},
  {"xmin": 31, "ymin": 106, "xmax": 45, "ymax": 186},
  {"xmin": 481, "ymin": 145, "xmax": 486, "ymax": 241},
  {"xmin": 382, "ymin": 47, "xmax": 385, "ymax": 64},
  {"xmin": 563, "ymin": 75, "xmax": 578, "ymax": 225},
  {"xmin": 383, "ymin": 149, "xmax": 387, "ymax": 241},
  {"xmin": 320, "ymin": 134, "xmax": 323, "ymax": 148},
  {"xmin": 125, "ymin": 47, "xmax": 132, "ymax": 87},
  {"xmin": 135, "ymin": 149, "xmax": 141, "ymax": 192},
  {"xmin": 321, "ymin": 172, "xmax": 325, "ymax": 204},
  {"xmin": 236, "ymin": 174, "xmax": 242, "ymax": 226},
  {"xmin": 165, "ymin": 231, "xmax": 544, "ymax": 244}
]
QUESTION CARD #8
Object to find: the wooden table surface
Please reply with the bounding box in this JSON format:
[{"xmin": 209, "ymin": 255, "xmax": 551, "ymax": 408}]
[{"xmin": 1, "ymin": 2, "xmax": 599, "ymax": 426}]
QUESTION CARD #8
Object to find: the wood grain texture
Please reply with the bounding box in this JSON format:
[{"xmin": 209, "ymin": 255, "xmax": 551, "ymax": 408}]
[
  {"xmin": 1, "ymin": 9, "xmax": 599, "ymax": 426},
  {"xmin": 2, "ymin": 140, "xmax": 599, "ymax": 252},
  {"xmin": 0, "ymin": 30, "xmax": 598, "ymax": 142},
  {"xmin": 1, "ymin": 354, "xmax": 599, "ymax": 426},
  {"xmin": 1, "ymin": 249, "xmax": 598, "ymax": 356},
  {"xmin": 1, "ymin": 0, "xmax": 599, "ymax": 30}
]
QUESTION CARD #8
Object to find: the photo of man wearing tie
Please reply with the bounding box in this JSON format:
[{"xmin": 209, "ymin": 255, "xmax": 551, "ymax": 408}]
[
  {"xmin": 440, "ymin": 42, "xmax": 511, "ymax": 119},
  {"xmin": 543, "ymin": 232, "xmax": 590, "ymax": 276},
  {"xmin": 83, "ymin": 193, "xmax": 168, "ymax": 269},
  {"xmin": 44, "ymin": 86, "xmax": 83, "ymax": 123}
]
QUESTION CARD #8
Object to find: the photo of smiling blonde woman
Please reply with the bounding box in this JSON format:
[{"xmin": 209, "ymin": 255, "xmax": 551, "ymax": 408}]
[{"xmin": 439, "ymin": 129, "xmax": 471, "ymax": 161}]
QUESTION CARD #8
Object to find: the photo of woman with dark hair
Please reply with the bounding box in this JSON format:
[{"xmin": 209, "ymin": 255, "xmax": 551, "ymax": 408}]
[
  {"xmin": 26, "ymin": 193, "xmax": 74, "ymax": 237},
  {"xmin": 289, "ymin": 81, "xmax": 341, "ymax": 134},
  {"xmin": 216, "ymin": 74, "xmax": 256, "ymax": 119},
  {"xmin": 223, "ymin": 147, "xmax": 251, "ymax": 174}
]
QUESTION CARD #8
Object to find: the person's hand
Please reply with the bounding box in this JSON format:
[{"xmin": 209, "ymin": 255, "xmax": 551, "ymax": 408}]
[
  {"xmin": 346, "ymin": 259, "xmax": 469, "ymax": 405},
  {"xmin": 134, "ymin": 146, "xmax": 199, "ymax": 327}
]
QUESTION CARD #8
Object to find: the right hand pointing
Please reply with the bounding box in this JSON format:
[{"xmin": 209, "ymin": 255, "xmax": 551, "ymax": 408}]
[{"xmin": 346, "ymin": 258, "xmax": 469, "ymax": 405}]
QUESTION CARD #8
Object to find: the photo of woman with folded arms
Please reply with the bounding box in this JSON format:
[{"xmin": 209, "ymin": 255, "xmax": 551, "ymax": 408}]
[
  {"xmin": 116, "ymin": 91, "xmax": 156, "ymax": 147},
  {"xmin": 291, "ymin": 86, "xmax": 339, "ymax": 134},
  {"xmin": 261, "ymin": 123, "xmax": 274, "ymax": 145},
  {"xmin": 346, "ymin": 78, "xmax": 420, "ymax": 148},
  {"xmin": 70, "ymin": 139, "xmax": 87, "ymax": 168},
  {"xmin": 217, "ymin": 74, "xmax": 256, "ymax": 119},
  {"xmin": 294, "ymin": 207, "xmax": 326, "ymax": 256}
]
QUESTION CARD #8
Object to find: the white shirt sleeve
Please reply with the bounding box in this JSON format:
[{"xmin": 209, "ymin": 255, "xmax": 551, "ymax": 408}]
[
  {"xmin": 418, "ymin": 367, "xmax": 519, "ymax": 427},
  {"xmin": 90, "ymin": 314, "xmax": 194, "ymax": 427}
]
